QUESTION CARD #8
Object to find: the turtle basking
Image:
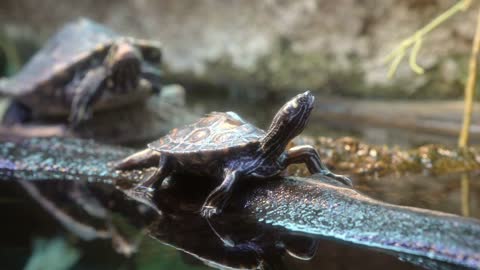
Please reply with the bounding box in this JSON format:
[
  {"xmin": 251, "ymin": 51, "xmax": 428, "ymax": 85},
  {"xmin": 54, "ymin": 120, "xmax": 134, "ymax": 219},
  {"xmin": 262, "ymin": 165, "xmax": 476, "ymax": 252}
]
[
  {"xmin": 115, "ymin": 91, "xmax": 352, "ymax": 218},
  {"xmin": 0, "ymin": 18, "xmax": 162, "ymax": 126}
]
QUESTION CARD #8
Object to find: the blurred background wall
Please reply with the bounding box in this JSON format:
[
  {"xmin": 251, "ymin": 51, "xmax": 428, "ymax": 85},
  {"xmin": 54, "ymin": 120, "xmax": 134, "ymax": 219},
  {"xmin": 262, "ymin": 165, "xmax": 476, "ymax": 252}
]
[{"xmin": 0, "ymin": 0, "xmax": 478, "ymax": 99}]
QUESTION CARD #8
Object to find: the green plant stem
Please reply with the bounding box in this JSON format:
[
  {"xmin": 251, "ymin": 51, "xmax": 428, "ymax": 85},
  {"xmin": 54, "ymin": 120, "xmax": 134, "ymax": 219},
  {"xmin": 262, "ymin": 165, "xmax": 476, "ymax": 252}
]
[
  {"xmin": 459, "ymin": 6, "xmax": 480, "ymax": 148},
  {"xmin": 385, "ymin": 0, "xmax": 472, "ymax": 78}
]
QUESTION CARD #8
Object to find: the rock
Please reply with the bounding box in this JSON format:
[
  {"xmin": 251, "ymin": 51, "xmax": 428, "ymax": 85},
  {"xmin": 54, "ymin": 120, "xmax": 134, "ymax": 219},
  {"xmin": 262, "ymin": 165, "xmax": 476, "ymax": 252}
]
[
  {"xmin": 159, "ymin": 84, "xmax": 186, "ymax": 107},
  {"xmin": 0, "ymin": 0, "xmax": 476, "ymax": 98},
  {"xmin": 0, "ymin": 92, "xmax": 198, "ymax": 146},
  {"xmin": 73, "ymin": 89, "xmax": 197, "ymax": 145}
]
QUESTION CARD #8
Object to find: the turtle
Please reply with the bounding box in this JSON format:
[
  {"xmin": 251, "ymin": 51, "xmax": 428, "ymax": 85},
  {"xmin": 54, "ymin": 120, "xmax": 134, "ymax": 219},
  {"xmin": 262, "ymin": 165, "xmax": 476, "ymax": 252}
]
[
  {"xmin": 115, "ymin": 91, "xmax": 352, "ymax": 218},
  {"xmin": 0, "ymin": 18, "xmax": 162, "ymax": 126}
]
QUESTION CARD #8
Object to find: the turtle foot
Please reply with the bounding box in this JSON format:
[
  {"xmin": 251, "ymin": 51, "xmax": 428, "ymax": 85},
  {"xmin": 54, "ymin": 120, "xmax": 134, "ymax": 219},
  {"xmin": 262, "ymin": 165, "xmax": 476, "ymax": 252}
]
[
  {"xmin": 325, "ymin": 171, "xmax": 353, "ymax": 187},
  {"xmin": 200, "ymin": 205, "xmax": 220, "ymax": 218},
  {"xmin": 127, "ymin": 185, "xmax": 154, "ymax": 200}
]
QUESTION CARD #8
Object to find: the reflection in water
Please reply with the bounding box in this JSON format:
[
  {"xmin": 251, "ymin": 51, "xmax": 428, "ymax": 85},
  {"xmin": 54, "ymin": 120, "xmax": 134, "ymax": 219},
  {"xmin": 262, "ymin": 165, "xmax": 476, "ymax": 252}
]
[
  {"xmin": 18, "ymin": 180, "xmax": 111, "ymax": 241},
  {"xmin": 353, "ymin": 172, "xmax": 480, "ymax": 219},
  {"xmin": 461, "ymin": 173, "xmax": 470, "ymax": 217},
  {"xmin": 0, "ymin": 176, "xmax": 474, "ymax": 270}
]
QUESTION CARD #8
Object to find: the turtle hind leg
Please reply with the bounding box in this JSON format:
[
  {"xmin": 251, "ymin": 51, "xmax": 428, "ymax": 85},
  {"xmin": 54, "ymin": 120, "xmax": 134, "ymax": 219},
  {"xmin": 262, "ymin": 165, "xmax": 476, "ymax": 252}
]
[
  {"xmin": 283, "ymin": 145, "xmax": 353, "ymax": 187},
  {"xmin": 118, "ymin": 153, "xmax": 173, "ymax": 202},
  {"xmin": 139, "ymin": 154, "xmax": 172, "ymax": 188},
  {"xmin": 201, "ymin": 170, "xmax": 239, "ymax": 218},
  {"xmin": 114, "ymin": 149, "xmax": 161, "ymax": 170},
  {"xmin": 115, "ymin": 149, "xmax": 172, "ymax": 189},
  {"xmin": 2, "ymin": 101, "xmax": 32, "ymax": 125},
  {"xmin": 133, "ymin": 153, "xmax": 173, "ymax": 198}
]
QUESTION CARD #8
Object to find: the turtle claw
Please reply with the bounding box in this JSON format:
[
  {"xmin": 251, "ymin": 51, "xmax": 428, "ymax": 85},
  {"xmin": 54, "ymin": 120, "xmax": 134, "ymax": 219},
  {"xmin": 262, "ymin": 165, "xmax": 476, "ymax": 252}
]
[
  {"xmin": 324, "ymin": 171, "xmax": 353, "ymax": 187},
  {"xmin": 127, "ymin": 185, "xmax": 154, "ymax": 200},
  {"xmin": 200, "ymin": 205, "xmax": 220, "ymax": 218}
]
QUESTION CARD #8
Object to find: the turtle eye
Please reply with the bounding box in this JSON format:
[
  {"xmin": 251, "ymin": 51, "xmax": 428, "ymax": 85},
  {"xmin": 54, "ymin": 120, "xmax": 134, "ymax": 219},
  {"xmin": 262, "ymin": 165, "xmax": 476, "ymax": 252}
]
[{"xmin": 143, "ymin": 48, "xmax": 161, "ymax": 63}]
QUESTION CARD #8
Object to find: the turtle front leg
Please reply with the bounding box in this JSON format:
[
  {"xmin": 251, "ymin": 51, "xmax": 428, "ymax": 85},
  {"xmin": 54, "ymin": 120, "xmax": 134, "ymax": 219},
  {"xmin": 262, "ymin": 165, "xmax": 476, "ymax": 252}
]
[
  {"xmin": 201, "ymin": 170, "xmax": 239, "ymax": 218},
  {"xmin": 283, "ymin": 145, "xmax": 352, "ymax": 187},
  {"xmin": 69, "ymin": 66, "xmax": 108, "ymax": 126}
]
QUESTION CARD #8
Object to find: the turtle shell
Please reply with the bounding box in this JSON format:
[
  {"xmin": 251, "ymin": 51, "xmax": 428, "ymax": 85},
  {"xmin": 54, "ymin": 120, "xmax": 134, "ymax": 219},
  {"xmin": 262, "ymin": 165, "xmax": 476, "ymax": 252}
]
[
  {"xmin": 148, "ymin": 112, "xmax": 265, "ymax": 154},
  {"xmin": 0, "ymin": 18, "xmax": 161, "ymax": 97}
]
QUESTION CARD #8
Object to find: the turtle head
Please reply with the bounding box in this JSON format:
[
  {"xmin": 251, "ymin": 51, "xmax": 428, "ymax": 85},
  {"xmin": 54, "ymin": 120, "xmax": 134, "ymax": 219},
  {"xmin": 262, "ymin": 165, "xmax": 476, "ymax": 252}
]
[
  {"xmin": 105, "ymin": 40, "xmax": 142, "ymax": 90},
  {"xmin": 261, "ymin": 91, "xmax": 315, "ymax": 155}
]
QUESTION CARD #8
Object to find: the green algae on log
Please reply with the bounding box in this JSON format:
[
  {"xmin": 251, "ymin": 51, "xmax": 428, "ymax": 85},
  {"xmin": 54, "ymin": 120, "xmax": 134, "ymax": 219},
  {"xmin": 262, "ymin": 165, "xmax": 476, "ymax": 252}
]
[
  {"xmin": 0, "ymin": 137, "xmax": 479, "ymax": 268},
  {"xmin": 290, "ymin": 136, "xmax": 480, "ymax": 178}
]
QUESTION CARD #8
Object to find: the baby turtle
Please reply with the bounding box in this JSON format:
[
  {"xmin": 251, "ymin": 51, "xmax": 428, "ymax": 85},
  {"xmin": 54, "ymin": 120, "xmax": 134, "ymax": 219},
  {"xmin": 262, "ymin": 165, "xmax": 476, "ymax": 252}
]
[
  {"xmin": 115, "ymin": 91, "xmax": 352, "ymax": 218},
  {"xmin": 0, "ymin": 18, "xmax": 162, "ymax": 126}
]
